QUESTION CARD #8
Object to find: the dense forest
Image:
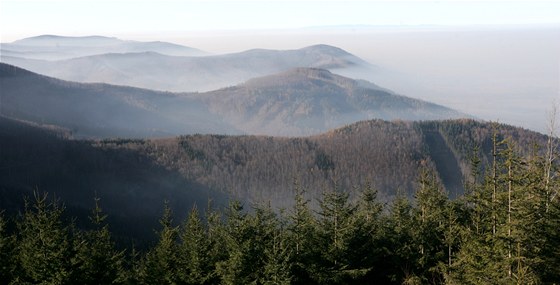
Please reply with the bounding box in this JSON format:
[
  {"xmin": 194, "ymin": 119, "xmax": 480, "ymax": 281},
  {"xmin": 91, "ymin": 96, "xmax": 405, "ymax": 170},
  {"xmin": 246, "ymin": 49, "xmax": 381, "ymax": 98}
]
[
  {"xmin": 0, "ymin": 116, "xmax": 559, "ymax": 284},
  {"xmin": 1, "ymin": 129, "xmax": 559, "ymax": 284},
  {"xmin": 0, "ymin": 116, "xmax": 228, "ymax": 243},
  {"xmin": 141, "ymin": 119, "xmax": 547, "ymax": 208},
  {"xmin": 0, "ymin": 116, "xmax": 552, "ymax": 243}
]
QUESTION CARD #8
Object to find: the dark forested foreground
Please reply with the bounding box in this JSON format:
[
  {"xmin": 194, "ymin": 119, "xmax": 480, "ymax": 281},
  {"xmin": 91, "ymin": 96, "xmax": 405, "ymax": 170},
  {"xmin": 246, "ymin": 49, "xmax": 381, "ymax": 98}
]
[{"xmin": 1, "ymin": 134, "xmax": 560, "ymax": 285}]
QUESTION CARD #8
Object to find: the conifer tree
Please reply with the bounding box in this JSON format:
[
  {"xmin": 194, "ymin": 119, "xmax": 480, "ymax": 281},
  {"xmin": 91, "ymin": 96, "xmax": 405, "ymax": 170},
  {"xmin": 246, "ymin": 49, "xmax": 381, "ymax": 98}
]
[
  {"xmin": 14, "ymin": 193, "xmax": 74, "ymax": 284},
  {"xmin": 413, "ymin": 169, "xmax": 448, "ymax": 283},
  {"xmin": 0, "ymin": 211, "xmax": 14, "ymax": 283},
  {"xmin": 73, "ymin": 197, "xmax": 125, "ymax": 284},
  {"xmin": 287, "ymin": 183, "xmax": 317, "ymax": 284},
  {"xmin": 439, "ymin": 199, "xmax": 462, "ymax": 283},
  {"xmin": 384, "ymin": 190, "xmax": 418, "ymax": 284},
  {"xmin": 352, "ymin": 182, "xmax": 384, "ymax": 280},
  {"xmin": 451, "ymin": 135, "xmax": 507, "ymax": 284},
  {"xmin": 523, "ymin": 144, "xmax": 560, "ymax": 283},
  {"xmin": 538, "ymin": 194, "xmax": 560, "ymax": 282},
  {"xmin": 177, "ymin": 205, "xmax": 215, "ymax": 284},
  {"xmin": 140, "ymin": 202, "xmax": 179, "ymax": 284},
  {"xmin": 215, "ymin": 201, "xmax": 255, "ymax": 285},
  {"xmin": 313, "ymin": 185, "xmax": 367, "ymax": 284},
  {"xmin": 259, "ymin": 206, "xmax": 293, "ymax": 285}
]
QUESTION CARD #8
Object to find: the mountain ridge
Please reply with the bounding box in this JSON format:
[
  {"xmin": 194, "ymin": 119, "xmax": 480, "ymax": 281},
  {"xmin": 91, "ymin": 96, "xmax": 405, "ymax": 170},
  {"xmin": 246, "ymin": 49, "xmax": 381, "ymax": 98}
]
[
  {"xmin": 0, "ymin": 63, "xmax": 240, "ymax": 138},
  {"xmin": 0, "ymin": 115, "xmax": 550, "ymax": 229},
  {"xmin": 1, "ymin": 35, "xmax": 207, "ymax": 60},
  {"xmin": 197, "ymin": 67, "xmax": 468, "ymax": 136},
  {"xmin": 1, "ymin": 42, "xmax": 376, "ymax": 92},
  {"xmin": 0, "ymin": 63, "xmax": 468, "ymax": 137}
]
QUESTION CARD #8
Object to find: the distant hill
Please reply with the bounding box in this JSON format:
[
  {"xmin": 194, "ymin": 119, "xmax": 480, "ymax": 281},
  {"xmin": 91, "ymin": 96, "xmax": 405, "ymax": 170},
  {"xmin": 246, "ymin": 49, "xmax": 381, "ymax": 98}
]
[
  {"xmin": 196, "ymin": 68, "xmax": 467, "ymax": 136},
  {"xmin": 1, "ymin": 44, "xmax": 375, "ymax": 92},
  {"xmin": 0, "ymin": 64, "xmax": 466, "ymax": 137},
  {"xmin": 0, "ymin": 117, "xmax": 550, "ymax": 243},
  {"xmin": 0, "ymin": 35, "xmax": 206, "ymax": 60},
  {"xmin": 0, "ymin": 63, "xmax": 239, "ymax": 138}
]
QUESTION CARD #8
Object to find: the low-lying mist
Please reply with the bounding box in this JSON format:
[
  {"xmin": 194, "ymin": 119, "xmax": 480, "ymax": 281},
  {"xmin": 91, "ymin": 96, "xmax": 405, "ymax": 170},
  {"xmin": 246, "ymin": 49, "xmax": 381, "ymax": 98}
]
[{"xmin": 158, "ymin": 25, "xmax": 559, "ymax": 133}]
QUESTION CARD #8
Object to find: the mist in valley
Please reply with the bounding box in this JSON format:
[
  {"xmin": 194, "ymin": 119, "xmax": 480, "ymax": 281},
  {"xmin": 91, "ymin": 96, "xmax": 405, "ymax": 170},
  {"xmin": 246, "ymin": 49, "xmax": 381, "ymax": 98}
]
[{"xmin": 153, "ymin": 25, "xmax": 559, "ymax": 133}]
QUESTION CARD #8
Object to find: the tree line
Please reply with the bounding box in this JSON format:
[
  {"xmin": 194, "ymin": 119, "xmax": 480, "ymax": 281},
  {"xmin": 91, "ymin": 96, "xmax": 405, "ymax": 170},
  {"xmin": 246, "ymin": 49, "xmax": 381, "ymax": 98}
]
[{"xmin": 1, "ymin": 133, "xmax": 559, "ymax": 284}]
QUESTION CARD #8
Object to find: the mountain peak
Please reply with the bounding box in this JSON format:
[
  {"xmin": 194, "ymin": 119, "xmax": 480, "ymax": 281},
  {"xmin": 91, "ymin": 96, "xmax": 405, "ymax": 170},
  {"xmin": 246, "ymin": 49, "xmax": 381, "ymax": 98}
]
[
  {"xmin": 302, "ymin": 44, "xmax": 351, "ymax": 56},
  {"xmin": 243, "ymin": 67, "xmax": 357, "ymax": 91}
]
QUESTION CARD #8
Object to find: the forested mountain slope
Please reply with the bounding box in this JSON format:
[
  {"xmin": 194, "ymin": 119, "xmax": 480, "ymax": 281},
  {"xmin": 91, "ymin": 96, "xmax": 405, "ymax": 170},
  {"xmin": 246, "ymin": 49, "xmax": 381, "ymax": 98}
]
[
  {"xmin": 0, "ymin": 116, "xmax": 548, "ymax": 220},
  {"xmin": 0, "ymin": 64, "xmax": 465, "ymax": 137},
  {"xmin": 143, "ymin": 119, "xmax": 548, "ymax": 207},
  {"xmin": 0, "ymin": 116, "xmax": 228, "ymax": 243},
  {"xmin": 196, "ymin": 68, "xmax": 466, "ymax": 136}
]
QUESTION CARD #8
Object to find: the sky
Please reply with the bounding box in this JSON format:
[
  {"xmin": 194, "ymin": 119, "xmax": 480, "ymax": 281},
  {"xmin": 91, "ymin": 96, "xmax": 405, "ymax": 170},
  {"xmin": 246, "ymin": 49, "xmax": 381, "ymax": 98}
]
[{"xmin": 1, "ymin": 0, "xmax": 560, "ymax": 42}]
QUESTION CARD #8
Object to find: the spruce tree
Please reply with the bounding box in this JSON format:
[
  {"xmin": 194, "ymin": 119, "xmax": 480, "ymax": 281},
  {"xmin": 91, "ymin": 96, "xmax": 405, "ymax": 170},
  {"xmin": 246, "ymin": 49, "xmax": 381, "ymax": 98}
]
[
  {"xmin": 523, "ymin": 144, "xmax": 560, "ymax": 283},
  {"xmin": 259, "ymin": 206, "xmax": 293, "ymax": 285},
  {"xmin": 287, "ymin": 183, "xmax": 317, "ymax": 284},
  {"xmin": 0, "ymin": 211, "xmax": 14, "ymax": 283},
  {"xmin": 313, "ymin": 185, "xmax": 367, "ymax": 284},
  {"xmin": 140, "ymin": 202, "xmax": 180, "ymax": 284},
  {"xmin": 177, "ymin": 205, "xmax": 214, "ymax": 284},
  {"xmin": 384, "ymin": 190, "xmax": 418, "ymax": 284},
  {"xmin": 413, "ymin": 169, "xmax": 448, "ymax": 283},
  {"xmin": 352, "ymin": 182, "xmax": 384, "ymax": 281},
  {"xmin": 15, "ymin": 193, "xmax": 74, "ymax": 284},
  {"xmin": 73, "ymin": 197, "xmax": 125, "ymax": 284},
  {"xmin": 215, "ymin": 201, "xmax": 255, "ymax": 285}
]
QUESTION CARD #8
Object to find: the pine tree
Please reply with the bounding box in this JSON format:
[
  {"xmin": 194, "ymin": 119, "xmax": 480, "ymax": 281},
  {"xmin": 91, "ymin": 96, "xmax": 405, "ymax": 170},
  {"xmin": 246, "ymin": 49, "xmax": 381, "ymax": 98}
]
[
  {"xmin": 451, "ymin": 134, "xmax": 507, "ymax": 284},
  {"xmin": 260, "ymin": 207, "xmax": 293, "ymax": 285},
  {"xmin": 413, "ymin": 169, "xmax": 448, "ymax": 283},
  {"xmin": 0, "ymin": 211, "xmax": 15, "ymax": 283},
  {"xmin": 439, "ymin": 199, "xmax": 463, "ymax": 283},
  {"xmin": 177, "ymin": 205, "xmax": 215, "ymax": 284},
  {"xmin": 287, "ymin": 183, "xmax": 317, "ymax": 284},
  {"xmin": 538, "ymin": 193, "xmax": 560, "ymax": 283},
  {"xmin": 384, "ymin": 190, "xmax": 419, "ymax": 284},
  {"xmin": 497, "ymin": 140, "xmax": 535, "ymax": 283},
  {"xmin": 73, "ymin": 197, "xmax": 125, "ymax": 284},
  {"xmin": 140, "ymin": 202, "xmax": 180, "ymax": 284},
  {"xmin": 215, "ymin": 201, "xmax": 255, "ymax": 285},
  {"xmin": 522, "ymin": 143, "xmax": 560, "ymax": 283},
  {"xmin": 14, "ymin": 192, "xmax": 74, "ymax": 284},
  {"xmin": 352, "ymin": 182, "xmax": 384, "ymax": 281},
  {"xmin": 313, "ymin": 185, "xmax": 367, "ymax": 284},
  {"xmin": 204, "ymin": 204, "xmax": 227, "ymax": 285}
]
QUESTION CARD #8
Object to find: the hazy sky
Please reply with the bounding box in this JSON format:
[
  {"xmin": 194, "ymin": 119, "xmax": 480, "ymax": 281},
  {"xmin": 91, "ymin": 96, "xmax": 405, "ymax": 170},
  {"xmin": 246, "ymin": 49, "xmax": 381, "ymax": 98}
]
[{"xmin": 1, "ymin": 0, "xmax": 560, "ymax": 42}]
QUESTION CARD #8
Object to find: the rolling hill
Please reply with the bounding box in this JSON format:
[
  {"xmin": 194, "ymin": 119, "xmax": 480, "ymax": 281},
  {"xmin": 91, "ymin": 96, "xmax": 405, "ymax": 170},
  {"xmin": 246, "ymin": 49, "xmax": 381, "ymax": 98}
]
[
  {"xmin": 0, "ymin": 64, "xmax": 466, "ymax": 138},
  {"xmin": 0, "ymin": 35, "xmax": 207, "ymax": 60},
  {"xmin": 196, "ymin": 68, "xmax": 466, "ymax": 136},
  {"xmin": 1, "ymin": 43, "xmax": 374, "ymax": 92},
  {"xmin": 0, "ymin": 63, "xmax": 239, "ymax": 137}
]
